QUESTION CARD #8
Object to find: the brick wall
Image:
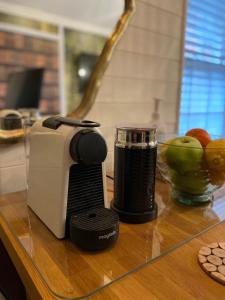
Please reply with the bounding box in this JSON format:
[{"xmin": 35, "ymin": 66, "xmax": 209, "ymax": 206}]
[{"xmin": 0, "ymin": 31, "xmax": 59, "ymax": 113}]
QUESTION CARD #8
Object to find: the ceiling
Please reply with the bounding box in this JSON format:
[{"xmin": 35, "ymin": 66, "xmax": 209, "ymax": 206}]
[{"xmin": 2, "ymin": 0, "xmax": 124, "ymax": 35}]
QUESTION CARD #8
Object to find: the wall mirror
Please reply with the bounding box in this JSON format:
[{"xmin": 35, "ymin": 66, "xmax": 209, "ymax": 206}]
[{"xmin": 0, "ymin": 0, "xmax": 134, "ymax": 117}]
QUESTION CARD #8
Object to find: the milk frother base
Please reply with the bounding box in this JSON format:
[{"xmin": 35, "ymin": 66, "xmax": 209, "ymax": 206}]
[{"xmin": 111, "ymin": 201, "xmax": 158, "ymax": 224}]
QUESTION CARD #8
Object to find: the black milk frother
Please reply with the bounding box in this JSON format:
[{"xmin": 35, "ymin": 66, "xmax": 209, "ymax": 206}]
[{"xmin": 111, "ymin": 126, "xmax": 158, "ymax": 223}]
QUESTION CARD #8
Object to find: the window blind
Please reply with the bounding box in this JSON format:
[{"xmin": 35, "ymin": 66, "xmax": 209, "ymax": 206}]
[{"xmin": 179, "ymin": 0, "xmax": 225, "ymax": 135}]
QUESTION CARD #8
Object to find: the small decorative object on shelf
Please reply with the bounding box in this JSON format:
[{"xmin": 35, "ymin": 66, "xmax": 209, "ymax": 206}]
[
  {"xmin": 0, "ymin": 112, "xmax": 24, "ymax": 142},
  {"xmin": 157, "ymin": 128, "xmax": 225, "ymax": 205},
  {"xmin": 198, "ymin": 242, "xmax": 225, "ymax": 285}
]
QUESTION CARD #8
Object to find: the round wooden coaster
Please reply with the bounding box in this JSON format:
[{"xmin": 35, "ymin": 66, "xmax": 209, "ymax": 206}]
[
  {"xmin": 208, "ymin": 242, "xmax": 219, "ymax": 249},
  {"xmin": 219, "ymin": 243, "xmax": 225, "ymax": 250},
  {"xmin": 199, "ymin": 246, "xmax": 211, "ymax": 256},
  {"xmin": 198, "ymin": 242, "xmax": 225, "ymax": 285}
]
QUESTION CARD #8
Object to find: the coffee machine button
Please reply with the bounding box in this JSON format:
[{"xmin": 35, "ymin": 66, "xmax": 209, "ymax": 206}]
[{"xmin": 70, "ymin": 130, "xmax": 107, "ymax": 165}]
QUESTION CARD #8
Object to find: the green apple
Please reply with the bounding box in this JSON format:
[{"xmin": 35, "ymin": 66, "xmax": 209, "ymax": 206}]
[
  {"xmin": 171, "ymin": 170, "xmax": 208, "ymax": 195},
  {"xmin": 166, "ymin": 136, "xmax": 203, "ymax": 173}
]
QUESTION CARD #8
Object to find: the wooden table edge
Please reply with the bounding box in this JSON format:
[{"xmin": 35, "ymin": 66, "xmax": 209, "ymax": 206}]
[{"xmin": 0, "ymin": 213, "xmax": 56, "ymax": 300}]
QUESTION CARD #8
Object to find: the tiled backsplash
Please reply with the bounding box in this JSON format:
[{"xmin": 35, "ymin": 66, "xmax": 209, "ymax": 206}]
[{"xmin": 86, "ymin": 0, "xmax": 185, "ymax": 172}]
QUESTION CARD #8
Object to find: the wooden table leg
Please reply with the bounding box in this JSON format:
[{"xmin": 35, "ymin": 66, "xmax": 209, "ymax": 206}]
[{"xmin": 0, "ymin": 239, "xmax": 26, "ymax": 300}]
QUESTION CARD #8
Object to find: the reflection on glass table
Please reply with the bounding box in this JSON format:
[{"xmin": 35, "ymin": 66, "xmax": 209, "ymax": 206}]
[
  {"xmin": 0, "ymin": 116, "xmax": 27, "ymax": 197},
  {"xmin": 0, "ymin": 180, "xmax": 225, "ymax": 299}
]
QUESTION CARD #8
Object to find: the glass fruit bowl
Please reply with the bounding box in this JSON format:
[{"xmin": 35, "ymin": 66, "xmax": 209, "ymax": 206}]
[{"xmin": 157, "ymin": 133, "xmax": 225, "ymax": 205}]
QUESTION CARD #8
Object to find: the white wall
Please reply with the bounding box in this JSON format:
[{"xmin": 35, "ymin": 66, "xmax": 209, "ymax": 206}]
[{"xmin": 86, "ymin": 0, "xmax": 185, "ymax": 172}]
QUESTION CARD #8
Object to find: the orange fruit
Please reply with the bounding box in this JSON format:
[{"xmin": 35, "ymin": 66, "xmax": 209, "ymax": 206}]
[
  {"xmin": 205, "ymin": 139, "xmax": 225, "ymax": 170},
  {"xmin": 205, "ymin": 139, "xmax": 225, "ymax": 185},
  {"xmin": 209, "ymin": 169, "xmax": 225, "ymax": 186},
  {"xmin": 186, "ymin": 128, "xmax": 211, "ymax": 147}
]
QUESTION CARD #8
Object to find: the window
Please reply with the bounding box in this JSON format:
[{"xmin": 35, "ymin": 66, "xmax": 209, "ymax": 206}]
[{"xmin": 179, "ymin": 0, "xmax": 225, "ymax": 135}]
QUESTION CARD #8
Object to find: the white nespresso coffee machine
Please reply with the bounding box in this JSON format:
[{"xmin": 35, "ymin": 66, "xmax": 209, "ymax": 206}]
[{"xmin": 28, "ymin": 117, "xmax": 112, "ymax": 242}]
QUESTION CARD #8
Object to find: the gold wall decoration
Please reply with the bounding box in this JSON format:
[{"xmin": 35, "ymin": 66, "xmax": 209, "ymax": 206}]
[{"xmin": 68, "ymin": 0, "xmax": 135, "ymax": 119}]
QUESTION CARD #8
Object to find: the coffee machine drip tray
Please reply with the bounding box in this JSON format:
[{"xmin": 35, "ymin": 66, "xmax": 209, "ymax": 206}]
[{"xmin": 1, "ymin": 182, "xmax": 225, "ymax": 299}]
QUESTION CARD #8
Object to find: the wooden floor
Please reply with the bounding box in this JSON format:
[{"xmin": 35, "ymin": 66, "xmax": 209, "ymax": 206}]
[{"xmin": 1, "ymin": 180, "xmax": 225, "ymax": 299}]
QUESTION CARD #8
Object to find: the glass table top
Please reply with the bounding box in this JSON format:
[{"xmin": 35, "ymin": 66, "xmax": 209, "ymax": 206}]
[{"xmin": 1, "ymin": 179, "xmax": 225, "ymax": 299}]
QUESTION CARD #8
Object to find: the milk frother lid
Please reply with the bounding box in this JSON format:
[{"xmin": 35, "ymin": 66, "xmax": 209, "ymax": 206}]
[{"xmin": 116, "ymin": 124, "xmax": 157, "ymax": 148}]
